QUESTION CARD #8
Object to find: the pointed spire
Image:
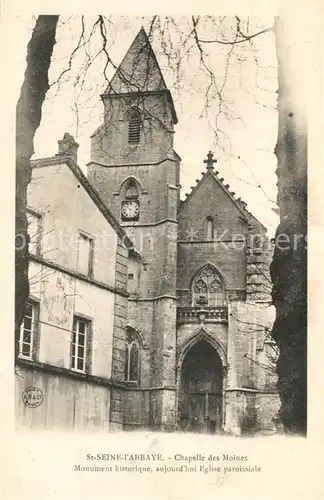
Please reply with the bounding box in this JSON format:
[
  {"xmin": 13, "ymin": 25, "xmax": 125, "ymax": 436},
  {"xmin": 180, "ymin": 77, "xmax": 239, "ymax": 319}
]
[
  {"xmin": 102, "ymin": 27, "xmax": 178, "ymax": 124},
  {"xmin": 203, "ymin": 151, "xmax": 217, "ymax": 171},
  {"xmin": 105, "ymin": 27, "xmax": 167, "ymax": 95}
]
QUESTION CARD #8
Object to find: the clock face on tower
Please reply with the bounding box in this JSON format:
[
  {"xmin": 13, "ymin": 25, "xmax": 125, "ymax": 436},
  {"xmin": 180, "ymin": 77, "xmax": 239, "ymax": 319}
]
[{"xmin": 121, "ymin": 200, "xmax": 140, "ymax": 220}]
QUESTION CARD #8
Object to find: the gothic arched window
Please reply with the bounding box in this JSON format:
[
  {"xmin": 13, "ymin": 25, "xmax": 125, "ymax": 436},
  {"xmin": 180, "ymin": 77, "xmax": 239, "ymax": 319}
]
[
  {"xmin": 206, "ymin": 217, "xmax": 214, "ymax": 239},
  {"xmin": 124, "ymin": 327, "xmax": 141, "ymax": 382},
  {"xmin": 128, "ymin": 108, "xmax": 141, "ymax": 144},
  {"xmin": 192, "ymin": 264, "xmax": 225, "ymax": 307},
  {"xmin": 121, "ymin": 179, "xmax": 140, "ymax": 221}
]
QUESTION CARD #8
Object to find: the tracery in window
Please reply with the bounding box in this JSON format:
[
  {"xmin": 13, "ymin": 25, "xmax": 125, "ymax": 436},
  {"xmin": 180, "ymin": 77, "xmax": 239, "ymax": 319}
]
[
  {"xmin": 192, "ymin": 264, "xmax": 225, "ymax": 307},
  {"xmin": 193, "ymin": 279, "xmax": 207, "ymax": 295},
  {"xmin": 124, "ymin": 327, "xmax": 141, "ymax": 382}
]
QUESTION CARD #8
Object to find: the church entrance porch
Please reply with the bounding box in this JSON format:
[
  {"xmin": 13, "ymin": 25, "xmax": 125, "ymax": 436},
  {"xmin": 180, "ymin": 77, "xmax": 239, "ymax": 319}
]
[{"xmin": 178, "ymin": 338, "xmax": 224, "ymax": 434}]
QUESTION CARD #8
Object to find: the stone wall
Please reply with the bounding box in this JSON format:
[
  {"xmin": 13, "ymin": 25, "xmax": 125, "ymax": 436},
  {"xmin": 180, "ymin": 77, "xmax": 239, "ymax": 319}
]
[
  {"xmin": 177, "ymin": 322, "xmax": 228, "ymax": 356},
  {"xmin": 88, "ymin": 158, "xmax": 180, "ymax": 225},
  {"xmin": 228, "ymin": 301, "xmax": 276, "ymax": 388},
  {"xmin": 224, "ymin": 390, "xmax": 256, "ymax": 436},
  {"xmin": 177, "ymin": 172, "xmax": 249, "ymax": 301},
  {"xmin": 246, "ymin": 215, "xmax": 273, "ymax": 302},
  {"xmin": 178, "ymin": 172, "xmax": 247, "ymax": 241},
  {"xmin": 177, "ymin": 243, "xmax": 246, "ymax": 305},
  {"xmin": 123, "ymin": 390, "xmax": 150, "ymax": 430},
  {"xmin": 91, "ymin": 94, "xmax": 175, "ymax": 166}
]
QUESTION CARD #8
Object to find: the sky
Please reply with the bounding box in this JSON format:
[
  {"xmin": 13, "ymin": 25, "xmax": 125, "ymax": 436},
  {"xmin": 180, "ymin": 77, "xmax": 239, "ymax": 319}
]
[{"xmin": 15, "ymin": 15, "xmax": 279, "ymax": 235}]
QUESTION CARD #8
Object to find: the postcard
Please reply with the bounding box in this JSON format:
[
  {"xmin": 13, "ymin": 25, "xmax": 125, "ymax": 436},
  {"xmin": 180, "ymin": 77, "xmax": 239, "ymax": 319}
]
[{"xmin": 1, "ymin": 3, "xmax": 323, "ymax": 499}]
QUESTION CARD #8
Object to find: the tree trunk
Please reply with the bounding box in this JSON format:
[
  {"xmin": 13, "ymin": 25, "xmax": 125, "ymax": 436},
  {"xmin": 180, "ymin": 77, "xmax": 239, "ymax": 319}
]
[
  {"xmin": 270, "ymin": 16, "xmax": 307, "ymax": 435},
  {"xmin": 15, "ymin": 15, "xmax": 59, "ymax": 358}
]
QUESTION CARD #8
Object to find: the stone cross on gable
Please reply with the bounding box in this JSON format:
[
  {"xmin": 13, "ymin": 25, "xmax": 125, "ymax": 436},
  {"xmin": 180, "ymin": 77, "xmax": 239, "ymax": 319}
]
[{"xmin": 203, "ymin": 151, "xmax": 217, "ymax": 171}]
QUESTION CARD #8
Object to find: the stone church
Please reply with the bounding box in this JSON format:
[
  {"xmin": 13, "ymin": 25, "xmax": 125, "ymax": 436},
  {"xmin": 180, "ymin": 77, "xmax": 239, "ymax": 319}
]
[
  {"xmin": 87, "ymin": 27, "xmax": 279, "ymax": 434},
  {"xmin": 16, "ymin": 28, "xmax": 279, "ymax": 435}
]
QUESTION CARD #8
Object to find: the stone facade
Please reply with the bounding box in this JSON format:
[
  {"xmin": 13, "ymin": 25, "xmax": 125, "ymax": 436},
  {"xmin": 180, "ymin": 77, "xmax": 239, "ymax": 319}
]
[
  {"xmin": 87, "ymin": 28, "xmax": 280, "ymax": 435},
  {"xmin": 16, "ymin": 28, "xmax": 280, "ymax": 435}
]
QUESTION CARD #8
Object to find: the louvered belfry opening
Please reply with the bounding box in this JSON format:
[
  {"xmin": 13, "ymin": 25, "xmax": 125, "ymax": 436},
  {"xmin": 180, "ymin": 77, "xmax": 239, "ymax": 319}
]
[{"xmin": 128, "ymin": 108, "xmax": 141, "ymax": 144}]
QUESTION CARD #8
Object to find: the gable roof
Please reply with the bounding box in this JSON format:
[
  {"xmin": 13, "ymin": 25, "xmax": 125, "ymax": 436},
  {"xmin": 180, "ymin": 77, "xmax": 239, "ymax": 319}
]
[
  {"xmin": 30, "ymin": 154, "xmax": 134, "ymax": 247},
  {"xmin": 179, "ymin": 162, "xmax": 267, "ymax": 231},
  {"xmin": 102, "ymin": 27, "xmax": 178, "ymax": 124}
]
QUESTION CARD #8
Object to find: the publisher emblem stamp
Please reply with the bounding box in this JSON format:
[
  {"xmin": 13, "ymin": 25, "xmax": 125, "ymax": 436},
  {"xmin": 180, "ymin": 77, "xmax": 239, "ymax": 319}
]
[{"xmin": 22, "ymin": 386, "xmax": 43, "ymax": 408}]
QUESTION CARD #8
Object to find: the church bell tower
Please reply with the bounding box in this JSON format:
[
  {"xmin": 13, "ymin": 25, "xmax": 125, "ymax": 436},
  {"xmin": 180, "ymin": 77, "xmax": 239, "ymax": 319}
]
[{"xmin": 87, "ymin": 27, "xmax": 180, "ymax": 430}]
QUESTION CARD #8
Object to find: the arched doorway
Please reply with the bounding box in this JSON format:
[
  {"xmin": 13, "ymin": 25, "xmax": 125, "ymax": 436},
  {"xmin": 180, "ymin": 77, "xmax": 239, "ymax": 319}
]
[{"xmin": 178, "ymin": 339, "xmax": 224, "ymax": 434}]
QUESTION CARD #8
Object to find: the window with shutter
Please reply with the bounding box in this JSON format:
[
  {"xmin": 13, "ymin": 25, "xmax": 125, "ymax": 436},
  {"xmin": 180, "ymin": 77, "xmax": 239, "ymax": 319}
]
[{"xmin": 128, "ymin": 108, "xmax": 141, "ymax": 144}]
